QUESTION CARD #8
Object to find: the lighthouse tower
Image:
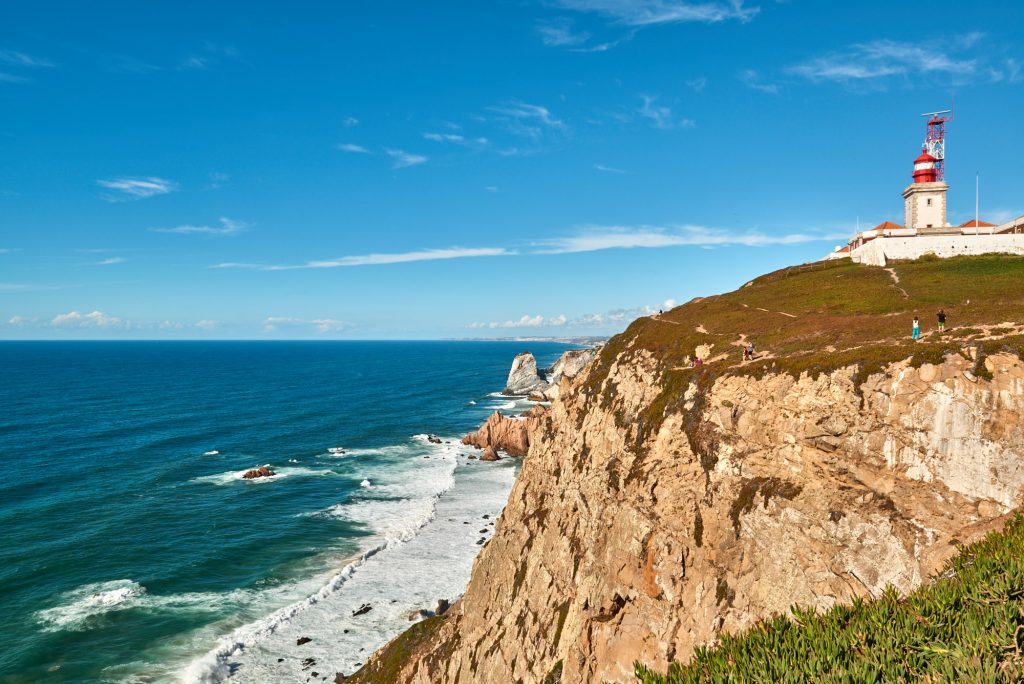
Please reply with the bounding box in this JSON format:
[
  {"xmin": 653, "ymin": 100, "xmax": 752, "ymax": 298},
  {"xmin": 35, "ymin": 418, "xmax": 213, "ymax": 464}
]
[{"xmin": 902, "ymin": 147, "xmax": 948, "ymax": 232}]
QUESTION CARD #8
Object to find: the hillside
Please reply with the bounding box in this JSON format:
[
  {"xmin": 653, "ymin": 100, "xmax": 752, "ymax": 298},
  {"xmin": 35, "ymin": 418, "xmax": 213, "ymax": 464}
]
[{"xmin": 347, "ymin": 255, "xmax": 1024, "ymax": 684}]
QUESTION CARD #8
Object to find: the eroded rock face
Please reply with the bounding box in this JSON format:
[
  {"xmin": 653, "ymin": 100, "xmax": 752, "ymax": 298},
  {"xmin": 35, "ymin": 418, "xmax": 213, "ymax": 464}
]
[
  {"xmin": 461, "ymin": 407, "xmax": 546, "ymax": 457},
  {"xmin": 356, "ymin": 351, "xmax": 1024, "ymax": 684},
  {"xmin": 503, "ymin": 348, "xmax": 599, "ymax": 399},
  {"xmin": 504, "ymin": 352, "xmax": 546, "ymax": 395}
]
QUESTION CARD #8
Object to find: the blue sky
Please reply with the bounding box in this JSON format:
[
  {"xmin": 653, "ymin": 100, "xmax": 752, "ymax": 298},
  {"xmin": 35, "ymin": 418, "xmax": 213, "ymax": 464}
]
[{"xmin": 2, "ymin": 1, "xmax": 1021, "ymax": 339}]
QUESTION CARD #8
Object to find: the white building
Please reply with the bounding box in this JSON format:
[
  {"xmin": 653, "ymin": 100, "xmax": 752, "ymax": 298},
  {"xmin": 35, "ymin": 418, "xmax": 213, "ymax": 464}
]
[{"xmin": 822, "ymin": 138, "xmax": 1024, "ymax": 266}]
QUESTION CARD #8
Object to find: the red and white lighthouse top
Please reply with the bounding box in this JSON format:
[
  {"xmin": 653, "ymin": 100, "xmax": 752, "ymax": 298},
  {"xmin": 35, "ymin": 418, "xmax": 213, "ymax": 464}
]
[{"xmin": 912, "ymin": 149, "xmax": 938, "ymax": 183}]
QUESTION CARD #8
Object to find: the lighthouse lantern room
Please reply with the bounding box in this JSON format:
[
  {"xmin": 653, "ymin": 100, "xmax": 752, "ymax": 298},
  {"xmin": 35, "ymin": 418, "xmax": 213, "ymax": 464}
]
[{"xmin": 902, "ymin": 112, "xmax": 950, "ymax": 232}]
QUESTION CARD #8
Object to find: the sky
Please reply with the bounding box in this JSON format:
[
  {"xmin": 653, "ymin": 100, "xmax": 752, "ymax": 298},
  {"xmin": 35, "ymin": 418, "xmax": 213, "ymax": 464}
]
[{"xmin": 1, "ymin": 1, "xmax": 1022, "ymax": 339}]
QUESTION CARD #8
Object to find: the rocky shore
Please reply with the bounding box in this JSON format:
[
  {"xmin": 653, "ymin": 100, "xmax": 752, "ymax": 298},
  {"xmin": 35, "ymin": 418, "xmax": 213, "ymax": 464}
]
[{"xmin": 345, "ymin": 256, "xmax": 1024, "ymax": 684}]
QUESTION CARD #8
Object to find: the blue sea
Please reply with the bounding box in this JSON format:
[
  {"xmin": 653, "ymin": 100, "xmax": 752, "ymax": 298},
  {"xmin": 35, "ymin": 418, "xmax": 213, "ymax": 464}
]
[{"xmin": 0, "ymin": 341, "xmax": 571, "ymax": 683}]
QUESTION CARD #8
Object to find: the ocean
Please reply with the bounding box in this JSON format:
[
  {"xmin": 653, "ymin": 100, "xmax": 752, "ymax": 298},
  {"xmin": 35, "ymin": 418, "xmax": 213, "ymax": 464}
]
[{"xmin": 0, "ymin": 341, "xmax": 571, "ymax": 683}]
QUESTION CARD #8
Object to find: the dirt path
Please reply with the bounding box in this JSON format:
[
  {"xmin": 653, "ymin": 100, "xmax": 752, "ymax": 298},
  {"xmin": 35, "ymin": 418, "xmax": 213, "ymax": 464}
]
[{"xmin": 884, "ymin": 268, "xmax": 909, "ymax": 298}]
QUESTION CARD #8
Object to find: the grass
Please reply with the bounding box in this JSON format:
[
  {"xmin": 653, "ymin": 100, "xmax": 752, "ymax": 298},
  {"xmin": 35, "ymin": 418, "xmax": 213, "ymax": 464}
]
[
  {"xmin": 635, "ymin": 514, "xmax": 1024, "ymax": 683},
  {"xmin": 579, "ymin": 256, "xmax": 1024, "ymax": 436}
]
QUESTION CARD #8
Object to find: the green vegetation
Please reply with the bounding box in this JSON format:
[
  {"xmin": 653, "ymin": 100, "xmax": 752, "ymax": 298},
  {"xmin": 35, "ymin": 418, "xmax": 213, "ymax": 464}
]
[
  {"xmin": 635, "ymin": 514, "xmax": 1024, "ymax": 683},
  {"xmin": 345, "ymin": 615, "xmax": 449, "ymax": 684},
  {"xmin": 581, "ymin": 256, "xmax": 1024, "ymax": 435}
]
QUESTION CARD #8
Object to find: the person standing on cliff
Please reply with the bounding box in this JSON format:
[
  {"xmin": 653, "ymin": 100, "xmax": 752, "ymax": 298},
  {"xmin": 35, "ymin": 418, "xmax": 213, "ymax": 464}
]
[
  {"xmin": 912, "ymin": 315, "xmax": 921, "ymax": 341},
  {"xmin": 937, "ymin": 309, "xmax": 946, "ymax": 332}
]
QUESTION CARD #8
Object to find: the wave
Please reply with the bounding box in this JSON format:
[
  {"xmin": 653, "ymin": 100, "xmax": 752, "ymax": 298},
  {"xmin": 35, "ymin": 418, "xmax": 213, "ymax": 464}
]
[
  {"xmin": 203, "ymin": 450, "xmax": 220, "ymax": 456},
  {"xmin": 36, "ymin": 581, "xmax": 259, "ymax": 632},
  {"xmin": 181, "ymin": 439, "xmax": 460, "ymax": 683},
  {"xmin": 189, "ymin": 466, "xmax": 336, "ymax": 486},
  {"xmin": 36, "ymin": 580, "xmax": 147, "ymax": 631}
]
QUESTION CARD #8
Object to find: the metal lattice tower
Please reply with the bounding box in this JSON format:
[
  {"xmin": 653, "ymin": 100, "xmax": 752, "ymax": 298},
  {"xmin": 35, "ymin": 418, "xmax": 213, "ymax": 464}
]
[{"xmin": 922, "ymin": 109, "xmax": 952, "ymax": 181}]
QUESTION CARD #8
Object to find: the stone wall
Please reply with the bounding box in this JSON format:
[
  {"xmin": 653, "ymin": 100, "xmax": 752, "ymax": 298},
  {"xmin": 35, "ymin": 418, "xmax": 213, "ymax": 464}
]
[{"xmin": 850, "ymin": 233, "xmax": 1024, "ymax": 266}]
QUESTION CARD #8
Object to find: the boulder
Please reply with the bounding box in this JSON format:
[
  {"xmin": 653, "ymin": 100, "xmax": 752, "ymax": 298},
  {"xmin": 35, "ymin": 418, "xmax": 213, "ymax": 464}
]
[
  {"xmin": 480, "ymin": 447, "xmax": 500, "ymax": 461},
  {"xmin": 426, "ymin": 435, "xmax": 442, "ymax": 444},
  {"xmin": 242, "ymin": 466, "xmax": 275, "ymax": 479}
]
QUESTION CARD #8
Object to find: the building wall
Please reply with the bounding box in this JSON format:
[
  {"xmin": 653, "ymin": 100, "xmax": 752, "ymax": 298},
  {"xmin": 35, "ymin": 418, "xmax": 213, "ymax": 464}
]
[
  {"xmin": 849, "ymin": 234, "xmax": 1024, "ymax": 267},
  {"xmin": 903, "ymin": 184, "xmax": 947, "ymax": 230}
]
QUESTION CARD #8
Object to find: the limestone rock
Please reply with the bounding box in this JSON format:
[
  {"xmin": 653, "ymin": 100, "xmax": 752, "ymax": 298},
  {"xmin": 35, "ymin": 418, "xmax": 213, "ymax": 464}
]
[
  {"xmin": 504, "ymin": 352, "xmax": 547, "ymax": 395},
  {"xmin": 479, "ymin": 447, "xmax": 500, "ymax": 461},
  {"xmin": 353, "ymin": 350, "xmax": 1024, "ymax": 684}
]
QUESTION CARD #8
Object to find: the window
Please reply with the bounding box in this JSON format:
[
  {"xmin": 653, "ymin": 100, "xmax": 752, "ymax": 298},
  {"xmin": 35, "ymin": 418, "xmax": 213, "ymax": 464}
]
[{"xmin": 926, "ymin": 198, "xmax": 933, "ymax": 206}]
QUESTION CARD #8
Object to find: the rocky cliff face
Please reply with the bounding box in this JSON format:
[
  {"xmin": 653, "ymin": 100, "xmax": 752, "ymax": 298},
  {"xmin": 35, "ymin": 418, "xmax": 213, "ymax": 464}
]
[
  {"xmin": 352, "ymin": 345, "xmax": 1024, "ymax": 683},
  {"xmin": 461, "ymin": 407, "xmax": 546, "ymax": 457},
  {"xmin": 503, "ymin": 348, "xmax": 599, "ymax": 400}
]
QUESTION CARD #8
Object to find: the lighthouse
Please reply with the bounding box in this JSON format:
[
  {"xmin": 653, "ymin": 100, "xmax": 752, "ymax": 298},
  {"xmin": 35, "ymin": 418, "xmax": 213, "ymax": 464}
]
[{"xmin": 902, "ymin": 146, "xmax": 948, "ymax": 232}]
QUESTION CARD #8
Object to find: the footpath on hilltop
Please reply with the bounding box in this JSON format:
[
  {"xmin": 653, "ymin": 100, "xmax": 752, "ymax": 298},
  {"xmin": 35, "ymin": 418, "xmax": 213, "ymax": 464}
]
[{"xmin": 345, "ymin": 254, "xmax": 1024, "ymax": 684}]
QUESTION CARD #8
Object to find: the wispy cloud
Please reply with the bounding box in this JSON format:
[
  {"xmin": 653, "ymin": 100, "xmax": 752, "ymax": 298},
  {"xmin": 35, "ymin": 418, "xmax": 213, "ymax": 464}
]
[
  {"xmin": 216, "ymin": 246, "xmax": 512, "ymax": 271},
  {"xmin": 0, "ymin": 49, "xmax": 54, "ymax": 67},
  {"xmin": 738, "ymin": 69, "xmax": 779, "ymax": 93},
  {"xmin": 342, "ymin": 116, "xmax": 359, "ymax": 127},
  {"xmin": 532, "ymin": 225, "xmax": 846, "ymax": 254},
  {"xmin": 552, "ymin": 0, "xmax": 758, "ymax": 26},
  {"xmin": 787, "ymin": 39, "xmax": 978, "ymax": 83},
  {"xmin": 384, "ymin": 149, "xmax": 428, "ymax": 168},
  {"xmin": 686, "ymin": 77, "xmax": 708, "ymax": 92},
  {"xmin": 638, "ymin": 95, "xmax": 694, "ymax": 129},
  {"xmin": 150, "ymin": 217, "xmax": 250, "ymax": 236},
  {"xmin": 594, "ymin": 164, "xmax": 628, "ymax": 174},
  {"xmin": 488, "ymin": 101, "xmax": 564, "ymax": 129},
  {"xmin": 95, "ymin": 256, "xmax": 127, "ymax": 266},
  {"xmin": 0, "ymin": 72, "xmax": 28, "ymax": 83},
  {"xmin": 264, "ymin": 317, "xmax": 348, "ymax": 333},
  {"xmin": 51, "ymin": 310, "xmax": 126, "ymax": 329},
  {"xmin": 338, "ymin": 143, "xmax": 371, "ymax": 154},
  {"xmin": 537, "ymin": 19, "xmax": 591, "ymax": 47},
  {"xmin": 486, "ymin": 101, "xmax": 565, "ymax": 140},
  {"xmin": 8, "ymin": 315, "xmax": 37, "ymax": 326},
  {"xmin": 97, "ymin": 176, "xmax": 178, "ymax": 201}
]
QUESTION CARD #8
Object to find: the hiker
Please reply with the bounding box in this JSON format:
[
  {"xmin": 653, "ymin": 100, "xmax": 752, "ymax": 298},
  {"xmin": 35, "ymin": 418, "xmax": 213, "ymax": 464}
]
[
  {"xmin": 937, "ymin": 309, "xmax": 946, "ymax": 332},
  {"xmin": 749, "ymin": 342, "xmax": 756, "ymax": 359},
  {"xmin": 912, "ymin": 315, "xmax": 920, "ymax": 341}
]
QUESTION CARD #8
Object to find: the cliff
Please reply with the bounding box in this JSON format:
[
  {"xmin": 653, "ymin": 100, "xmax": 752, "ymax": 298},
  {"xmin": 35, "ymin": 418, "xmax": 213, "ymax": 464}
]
[{"xmin": 349, "ymin": 255, "xmax": 1024, "ymax": 683}]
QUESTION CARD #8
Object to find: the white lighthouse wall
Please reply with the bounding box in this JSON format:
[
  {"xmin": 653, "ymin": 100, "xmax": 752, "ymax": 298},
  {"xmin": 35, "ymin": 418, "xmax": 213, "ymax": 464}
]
[
  {"xmin": 904, "ymin": 189, "xmax": 947, "ymax": 229},
  {"xmin": 849, "ymin": 234, "xmax": 1024, "ymax": 266}
]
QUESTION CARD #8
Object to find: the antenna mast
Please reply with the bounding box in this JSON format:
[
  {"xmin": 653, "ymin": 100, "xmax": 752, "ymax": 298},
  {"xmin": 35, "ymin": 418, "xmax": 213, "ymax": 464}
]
[{"xmin": 921, "ymin": 108, "xmax": 952, "ymax": 181}]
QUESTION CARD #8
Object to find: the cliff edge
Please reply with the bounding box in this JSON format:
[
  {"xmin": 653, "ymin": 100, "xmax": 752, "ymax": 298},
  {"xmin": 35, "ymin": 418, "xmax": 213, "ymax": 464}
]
[{"xmin": 349, "ymin": 255, "xmax": 1024, "ymax": 683}]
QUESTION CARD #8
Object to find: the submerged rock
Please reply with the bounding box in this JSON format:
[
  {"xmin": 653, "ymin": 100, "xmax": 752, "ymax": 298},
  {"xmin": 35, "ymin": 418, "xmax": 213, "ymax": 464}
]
[
  {"xmin": 352, "ymin": 603, "xmax": 372, "ymax": 617},
  {"xmin": 296, "ymin": 636, "xmax": 312, "ymax": 646},
  {"xmin": 242, "ymin": 466, "xmax": 275, "ymax": 479}
]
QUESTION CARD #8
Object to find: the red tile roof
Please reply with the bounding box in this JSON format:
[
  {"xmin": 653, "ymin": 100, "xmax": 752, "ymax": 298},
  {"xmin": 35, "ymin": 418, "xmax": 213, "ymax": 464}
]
[
  {"xmin": 872, "ymin": 221, "xmax": 906, "ymax": 231},
  {"xmin": 959, "ymin": 219, "xmax": 996, "ymax": 228}
]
